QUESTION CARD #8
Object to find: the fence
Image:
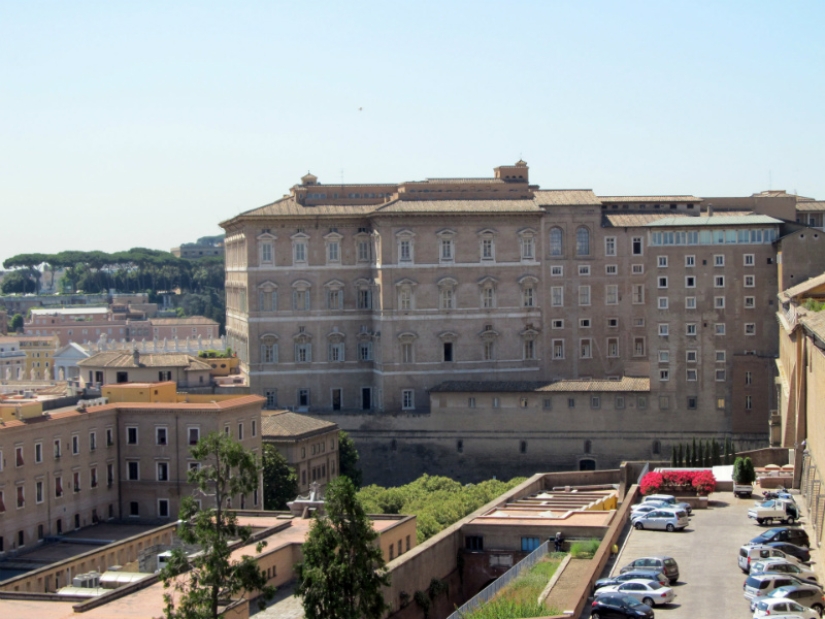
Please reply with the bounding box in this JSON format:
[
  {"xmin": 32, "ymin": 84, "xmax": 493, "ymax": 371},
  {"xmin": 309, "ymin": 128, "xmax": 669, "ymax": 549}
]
[{"xmin": 447, "ymin": 540, "xmax": 550, "ymax": 619}]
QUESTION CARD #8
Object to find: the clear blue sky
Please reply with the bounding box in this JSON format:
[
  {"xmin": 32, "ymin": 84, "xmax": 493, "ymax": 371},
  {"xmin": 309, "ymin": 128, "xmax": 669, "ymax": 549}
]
[{"xmin": 2, "ymin": 1, "xmax": 823, "ymax": 263}]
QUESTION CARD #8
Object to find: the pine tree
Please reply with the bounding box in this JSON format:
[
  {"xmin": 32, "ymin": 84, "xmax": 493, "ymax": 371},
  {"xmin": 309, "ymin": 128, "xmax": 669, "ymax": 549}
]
[
  {"xmin": 711, "ymin": 439, "xmax": 721, "ymax": 466},
  {"xmin": 723, "ymin": 437, "xmax": 731, "ymax": 465},
  {"xmin": 691, "ymin": 438, "xmax": 698, "ymax": 467},
  {"xmin": 296, "ymin": 476, "xmax": 391, "ymax": 619},
  {"xmin": 671, "ymin": 446, "xmax": 678, "ymax": 468},
  {"xmin": 160, "ymin": 432, "xmax": 275, "ymax": 619}
]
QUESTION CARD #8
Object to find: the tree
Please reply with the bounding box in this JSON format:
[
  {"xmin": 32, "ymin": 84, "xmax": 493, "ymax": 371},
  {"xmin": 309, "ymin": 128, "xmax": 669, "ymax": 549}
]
[
  {"xmin": 10, "ymin": 313, "xmax": 24, "ymax": 333},
  {"xmin": 711, "ymin": 439, "xmax": 721, "ymax": 466},
  {"xmin": 1, "ymin": 270, "xmax": 37, "ymax": 294},
  {"xmin": 691, "ymin": 438, "xmax": 698, "ymax": 467},
  {"xmin": 338, "ymin": 431, "xmax": 362, "ymax": 488},
  {"xmin": 262, "ymin": 444, "xmax": 298, "ymax": 510},
  {"xmin": 295, "ymin": 476, "xmax": 390, "ymax": 619},
  {"xmin": 670, "ymin": 446, "xmax": 677, "ymax": 468},
  {"xmin": 676, "ymin": 443, "xmax": 684, "ymax": 467},
  {"xmin": 160, "ymin": 432, "xmax": 275, "ymax": 619},
  {"xmin": 733, "ymin": 456, "xmax": 756, "ymax": 485}
]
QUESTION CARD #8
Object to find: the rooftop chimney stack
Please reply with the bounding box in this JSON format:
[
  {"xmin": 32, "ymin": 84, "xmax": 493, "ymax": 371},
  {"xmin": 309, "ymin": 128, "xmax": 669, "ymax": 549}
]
[{"xmin": 707, "ymin": 203, "xmax": 713, "ymax": 217}]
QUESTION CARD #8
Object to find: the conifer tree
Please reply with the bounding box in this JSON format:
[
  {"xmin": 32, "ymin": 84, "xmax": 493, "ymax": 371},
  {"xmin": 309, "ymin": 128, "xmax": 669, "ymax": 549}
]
[{"xmin": 296, "ymin": 476, "xmax": 390, "ymax": 619}]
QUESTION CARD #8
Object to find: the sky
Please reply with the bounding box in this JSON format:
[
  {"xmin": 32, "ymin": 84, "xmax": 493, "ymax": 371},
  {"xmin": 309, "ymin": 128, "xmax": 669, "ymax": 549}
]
[{"xmin": 1, "ymin": 1, "xmax": 824, "ymax": 264}]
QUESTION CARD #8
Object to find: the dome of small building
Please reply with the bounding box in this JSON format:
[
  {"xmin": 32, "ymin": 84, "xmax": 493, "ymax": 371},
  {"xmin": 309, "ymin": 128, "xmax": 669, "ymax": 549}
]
[{"xmin": 301, "ymin": 172, "xmax": 318, "ymax": 186}]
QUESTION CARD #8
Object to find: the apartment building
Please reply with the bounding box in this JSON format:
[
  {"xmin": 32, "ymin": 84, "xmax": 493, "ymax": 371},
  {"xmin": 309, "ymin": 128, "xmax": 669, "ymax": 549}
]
[
  {"xmin": 0, "ymin": 335, "xmax": 61, "ymax": 381},
  {"xmin": 219, "ymin": 161, "xmax": 822, "ymax": 483},
  {"xmin": 0, "ymin": 385, "xmax": 264, "ymax": 558},
  {"xmin": 77, "ymin": 350, "xmax": 213, "ymax": 388}
]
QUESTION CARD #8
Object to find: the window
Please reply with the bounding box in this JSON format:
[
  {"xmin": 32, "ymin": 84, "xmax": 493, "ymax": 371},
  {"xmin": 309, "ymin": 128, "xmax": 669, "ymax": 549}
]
[
  {"xmin": 605, "ymin": 285, "xmax": 618, "ymax": 305},
  {"xmin": 55, "ymin": 476, "xmax": 63, "ymax": 497},
  {"xmin": 714, "ymin": 296, "xmax": 726, "ymax": 309},
  {"xmin": 293, "ymin": 238, "xmax": 307, "ymax": 264},
  {"xmin": 578, "ymin": 285, "xmax": 591, "ymax": 306},
  {"xmin": 399, "ymin": 238, "xmax": 413, "ymax": 262},
  {"xmin": 480, "ymin": 283, "xmax": 496, "ymax": 308},
  {"xmin": 552, "ymin": 319, "xmax": 564, "ymax": 329},
  {"xmin": 16, "ymin": 446, "xmax": 24, "ymax": 467},
  {"xmin": 687, "ymin": 396, "xmax": 698, "ymax": 409},
  {"xmin": 744, "ymin": 275, "xmax": 755, "ymax": 288},
  {"xmin": 606, "ymin": 264, "xmax": 617, "ymax": 275},
  {"xmin": 36, "ymin": 481, "xmax": 43, "ymax": 504},
  {"xmin": 357, "ymin": 238, "xmax": 371, "ymax": 262},
  {"xmin": 685, "ymin": 275, "xmax": 696, "ymax": 288},
  {"xmin": 658, "ymin": 256, "xmax": 668, "ymax": 268},
  {"xmin": 401, "ymin": 342, "xmax": 414, "ymax": 363},
  {"xmin": 188, "ymin": 427, "xmax": 200, "ymax": 445},
  {"xmin": 519, "ymin": 441, "xmax": 527, "ymax": 454},
  {"xmin": 158, "ymin": 499, "xmax": 170, "ymax": 518},
  {"xmin": 745, "ymin": 296, "xmax": 756, "ymax": 308},
  {"xmin": 238, "ymin": 423, "xmax": 244, "ymax": 440},
  {"xmin": 35, "ymin": 442, "xmax": 42, "ymax": 463},
  {"xmin": 575, "ymin": 227, "xmax": 590, "ymax": 256},
  {"xmin": 157, "ymin": 462, "xmax": 169, "ymax": 481},
  {"xmin": 685, "ymin": 297, "xmax": 696, "ymax": 309},
  {"xmin": 89, "ymin": 432, "xmax": 96, "ymax": 451},
  {"xmin": 715, "ymin": 275, "xmax": 725, "ymax": 288},
  {"xmin": 715, "ymin": 323, "xmax": 726, "ymax": 335},
  {"xmin": 578, "ymin": 264, "xmax": 591, "ymax": 276},
  {"xmin": 552, "ymin": 339, "xmax": 564, "ymax": 359},
  {"xmin": 745, "ymin": 323, "xmax": 756, "ymax": 335},
  {"xmin": 714, "ymin": 254, "xmax": 725, "ymax": 267},
  {"xmin": 492, "ymin": 398, "xmax": 500, "ymax": 408},
  {"xmin": 686, "ymin": 350, "xmax": 697, "ymax": 362},
  {"xmin": 326, "ymin": 288, "xmax": 343, "ymax": 310},
  {"xmin": 745, "ymin": 371, "xmax": 752, "ymax": 385},
  {"xmin": 402, "ymin": 390, "xmax": 415, "ymax": 410},
  {"xmin": 685, "ymin": 255, "xmax": 695, "ymax": 267},
  {"xmin": 658, "ymin": 276, "xmax": 668, "ymax": 289},
  {"xmin": 357, "ymin": 287, "xmax": 372, "ymax": 310},
  {"xmin": 326, "ymin": 238, "xmax": 340, "ymax": 264},
  {"xmin": 522, "ymin": 285, "xmax": 535, "ymax": 307},
  {"xmin": 439, "ymin": 285, "xmax": 455, "ymax": 310},
  {"xmin": 591, "ymin": 396, "xmax": 600, "ymax": 409},
  {"xmin": 658, "ymin": 349, "xmax": 670, "ymax": 363},
  {"xmin": 292, "ymin": 286, "xmax": 311, "ymax": 311},
  {"xmin": 632, "ymin": 237, "xmax": 643, "ymax": 255},
  {"xmin": 659, "ymin": 395, "xmax": 670, "ymax": 410},
  {"xmin": 438, "ymin": 231, "xmax": 455, "ymax": 262},
  {"xmin": 716, "ymin": 350, "xmax": 726, "ymax": 362},
  {"xmin": 398, "ymin": 287, "xmax": 412, "ymax": 310},
  {"xmin": 580, "ymin": 338, "xmax": 592, "ymax": 359},
  {"xmin": 328, "ymin": 340, "xmax": 345, "ymax": 362},
  {"xmin": 579, "ymin": 318, "xmax": 591, "ymax": 328},
  {"xmin": 550, "ymin": 265, "xmax": 563, "ymax": 276},
  {"xmin": 607, "ymin": 317, "xmax": 618, "ymax": 328},
  {"xmin": 605, "ymin": 237, "xmax": 616, "ymax": 256},
  {"xmin": 632, "ymin": 264, "xmax": 644, "ymax": 275},
  {"xmin": 17, "ymin": 486, "xmax": 24, "ymax": 508},
  {"xmin": 128, "ymin": 461, "xmax": 139, "ymax": 480},
  {"xmin": 358, "ymin": 341, "xmax": 373, "ymax": 361},
  {"xmin": 543, "ymin": 398, "xmax": 552, "ymax": 410},
  {"xmin": 715, "ymin": 369, "xmax": 727, "ymax": 381},
  {"xmin": 106, "ymin": 428, "xmax": 113, "ymax": 447},
  {"xmin": 522, "ymin": 537, "xmax": 541, "ymax": 552},
  {"xmin": 295, "ymin": 340, "xmax": 312, "ymax": 363},
  {"xmin": 443, "ymin": 342, "xmax": 454, "ymax": 362},
  {"xmin": 73, "ymin": 471, "xmax": 81, "ymax": 492},
  {"xmin": 658, "ymin": 297, "xmax": 669, "ymax": 310},
  {"xmin": 687, "ymin": 369, "xmax": 698, "ymax": 381},
  {"xmin": 549, "ymin": 228, "xmax": 564, "ymax": 256},
  {"xmin": 520, "ymin": 233, "xmax": 535, "ymax": 260},
  {"xmin": 633, "ymin": 337, "xmax": 645, "ymax": 357},
  {"xmin": 130, "ymin": 502, "xmax": 139, "ymax": 517},
  {"xmin": 523, "ymin": 339, "xmax": 535, "ymax": 360},
  {"xmin": 127, "ymin": 426, "xmax": 138, "ymax": 445},
  {"xmin": 615, "ymin": 396, "xmax": 625, "ymax": 410},
  {"xmin": 551, "ymin": 286, "xmax": 564, "ymax": 307},
  {"xmin": 632, "ymin": 284, "xmax": 645, "ymax": 304},
  {"xmin": 746, "ymin": 395, "xmax": 753, "ymax": 410},
  {"xmin": 298, "ymin": 389, "xmax": 310, "ymax": 408},
  {"xmin": 468, "ymin": 397, "xmax": 476, "ymax": 408},
  {"xmin": 686, "ymin": 323, "xmax": 697, "ymax": 335},
  {"xmin": 480, "ymin": 237, "xmax": 494, "ymax": 261},
  {"xmin": 658, "ymin": 323, "xmax": 669, "ymax": 336},
  {"xmin": 744, "ymin": 253, "xmax": 755, "ymax": 266},
  {"xmin": 156, "ymin": 427, "xmax": 167, "ymax": 446},
  {"xmin": 465, "ymin": 536, "xmax": 484, "ymax": 551},
  {"xmin": 72, "ymin": 435, "xmax": 79, "ymax": 455}
]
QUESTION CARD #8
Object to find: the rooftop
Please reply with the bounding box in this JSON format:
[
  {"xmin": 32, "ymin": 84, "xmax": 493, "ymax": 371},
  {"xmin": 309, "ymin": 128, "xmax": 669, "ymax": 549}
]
[
  {"xmin": 77, "ymin": 351, "xmax": 212, "ymax": 371},
  {"xmin": 795, "ymin": 201, "xmax": 825, "ymax": 212},
  {"xmin": 779, "ymin": 272, "xmax": 825, "ymax": 302},
  {"xmin": 261, "ymin": 410, "xmax": 338, "ymax": 440},
  {"xmin": 30, "ymin": 307, "xmax": 109, "ymax": 316},
  {"xmin": 645, "ymin": 214, "xmax": 783, "ymax": 227},
  {"xmin": 598, "ymin": 195, "xmax": 702, "ymax": 203},
  {"xmin": 147, "ymin": 316, "xmax": 219, "ymax": 326}
]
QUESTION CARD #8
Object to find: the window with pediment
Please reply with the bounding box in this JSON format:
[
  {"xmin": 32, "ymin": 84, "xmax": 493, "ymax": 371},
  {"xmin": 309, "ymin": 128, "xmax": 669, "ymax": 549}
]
[
  {"xmin": 324, "ymin": 280, "xmax": 344, "ymax": 311},
  {"xmin": 477, "ymin": 229, "xmax": 496, "ymax": 262},
  {"xmin": 294, "ymin": 333, "xmax": 312, "ymax": 363},
  {"xmin": 518, "ymin": 229, "xmax": 537, "ymax": 261},
  {"xmin": 257, "ymin": 282, "xmax": 278, "ymax": 312},
  {"xmin": 479, "ymin": 277, "xmax": 497, "ymax": 309},
  {"xmin": 354, "ymin": 279, "xmax": 374, "ymax": 310},
  {"xmin": 438, "ymin": 278, "xmax": 457, "ymax": 310},
  {"xmin": 324, "ymin": 232, "xmax": 342, "ymax": 264},
  {"xmin": 480, "ymin": 326, "xmax": 498, "ymax": 361},
  {"xmin": 257, "ymin": 232, "xmax": 277, "ymax": 266},
  {"xmin": 327, "ymin": 332, "xmax": 345, "ymax": 363},
  {"xmin": 260, "ymin": 334, "xmax": 279, "ymax": 364},
  {"xmin": 396, "ymin": 229, "xmax": 415, "ymax": 264},
  {"xmin": 292, "ymin": 280, "xmax": 311, "ymax": 311},
  {"xmin": 292, "ymin": 232, "xmax": 309, "ymax": 264},
  {"xmin": 521, "ymin": 327, "xmax": 539, "ymax": 360},
  {"xmin": 437, "ymin": 229, "xmax": 456, "ymax": 263},
  {"xmin": 519, "ymin": 276, "xmax": 538, "ymax": 308},
  {"xmin": 396, "ymin": 279, "xmax": 416, "ymax": 311},
  {"xmin": 398, "ymin": 332, "xmax": 417, "ymax": 364}
]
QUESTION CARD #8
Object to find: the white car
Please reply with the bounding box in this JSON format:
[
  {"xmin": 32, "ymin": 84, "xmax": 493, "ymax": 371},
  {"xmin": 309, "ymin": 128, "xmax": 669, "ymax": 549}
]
[
  {"xmin": 751, "ymin": 559, "xmax": 818, "ymax": 583},
  {"xmin": 594, "ymin": 579, "xmax": 676, "ymax": 606},
  {"xmin": 630, "ymin": 503, "xmax": 663, "ymax": 516},
  {"xmin": 752, "ymin": 597, "xmax": 819, "ymax": 618}
]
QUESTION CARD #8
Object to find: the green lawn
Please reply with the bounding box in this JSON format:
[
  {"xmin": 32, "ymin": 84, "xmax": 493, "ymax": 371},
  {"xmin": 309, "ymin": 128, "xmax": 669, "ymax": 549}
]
[{"xmin": 460, "ymin": 554, "xmax": 564, "ymax": 619}]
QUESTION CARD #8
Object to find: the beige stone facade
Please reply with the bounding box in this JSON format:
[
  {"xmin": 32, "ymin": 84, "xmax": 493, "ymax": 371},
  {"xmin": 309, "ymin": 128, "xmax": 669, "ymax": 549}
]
[
  {"xmin": 0, "ymin": 390, "xmax": 264, "ymax": 558},
  {"xmin": 77, "ymin": 350, "xmax": 213, "ymax": 388},
  {"xmin": 220, "ymin": 162, "xmax": 823, "ymax": 484}
]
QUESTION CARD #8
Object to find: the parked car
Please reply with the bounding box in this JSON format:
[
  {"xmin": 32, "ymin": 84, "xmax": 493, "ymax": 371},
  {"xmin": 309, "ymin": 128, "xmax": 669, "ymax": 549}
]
[
  {"xmin": 630, "ymin": 503, "xmax": 667, "ymax": 516},
  {"xmin": 751, "ymin": 558, "xmax": 818, "ymax": 583},
  {"xmin": 767, "ymin": 542, "xmax": 812, "ymax": 564},
  {"xmin": 745, "ymin": 573, "xmax": 814, "ymax": 604},
  {"xmin": 621, "ymin": 556, "xmax": 680, "ymax": 584},
  {"xmin": 750, "ymin": 528, "xmax": 811, "ymax": 549},
  {"xmin": 643, "ymin": 494, "xmax": 692, "ymax": 515},
  {"xmin": 740, "ymin": 545, "xmax": 807, "ymax": 573},
  {"xmin": 767, "ymin": 584, "xmax": 825, "ymax": 616},
  {"xmin": 594, "ymin": 580, "xmax": 676, "ymax": 607},
  {"xmin": 749, "ymin": 499, "xmax": 801, "ymax": 525},
  {"xmin": 735, "ymin": 482, "xmax": 755, "ymax": 498},
  {"xmin": 595, "ymin": 570, "xmax": 669, "ymax": 591},
  {"xmin": 752, "ymin": 597, "xmax": 819, "ymax": 619},
  {"xmin": 590, "ymin": 594, "xmax": 654, "ymax": 619},
  {"xmin": 631, "ymin": 508, "xmax": 689, "ymax": 532}
]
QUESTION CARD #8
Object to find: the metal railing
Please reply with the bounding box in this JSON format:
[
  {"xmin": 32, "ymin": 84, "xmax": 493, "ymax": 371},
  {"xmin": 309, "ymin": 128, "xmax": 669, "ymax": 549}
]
[{"xmin": 448, "ymin": 540, "xmax": 550, "ymax": 619}]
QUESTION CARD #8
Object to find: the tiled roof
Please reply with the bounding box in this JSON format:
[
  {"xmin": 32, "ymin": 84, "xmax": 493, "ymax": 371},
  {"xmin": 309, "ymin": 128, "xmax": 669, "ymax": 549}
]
[
  {"xmin": 800, "ymin": 312, "xmax": 825, "ymax": 341},
  {"xmin": 430, "ymin": 377, "xmax": 650, "ymax": 393},
  {"xmin": 30, "ymin": 307, "xmax": 109, "ymax": 315},
  {"xmin": 795, "ymin": 201, "xmax": 825, "ymax": 213},
  {"xmin": 149, "ymin": 316, "xmax": 219, "ymax": 326},
  {"xmin": 376, "ymin": 199, "xmax": 540, "ymax": 214},
  {"xmin": 780, "ymin": 272, "xmax": 825, "ymax": 301},
  {"xmin": 603, "ymin": 213, "xmax": 684, "ymax": 227},
  {"xmin": 261, "ymin": 410, "xmax": 338, "ymax": 439},
  {"xmin": 77, "ymin": 351, "xmax": 212, "ymax": 371},
  {"xmin": 599, "ymin": 195, "xmax": 702, "ymax": 203},
  {"xmin": 533, "ymin": 190, "xmax": 601, "ymax": 206},
  {"xmin": 645, "ymin": 214, "xmax": 782, "ymax": 227},
  {"xmin": 232, "ymin": 197, "xmax": 378, "ymax": 219}
]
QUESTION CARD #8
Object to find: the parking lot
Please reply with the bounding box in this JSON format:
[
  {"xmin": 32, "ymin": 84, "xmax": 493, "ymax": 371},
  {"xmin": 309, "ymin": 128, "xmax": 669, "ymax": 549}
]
[{"xmin": 600, "ymin": 491, "xmax": 820, "ymax": 618}]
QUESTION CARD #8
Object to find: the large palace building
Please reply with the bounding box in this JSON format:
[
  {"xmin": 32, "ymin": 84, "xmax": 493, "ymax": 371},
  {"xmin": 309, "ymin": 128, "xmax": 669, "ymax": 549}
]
[{"xmin": 220, "ymin": 162, "xmax": 825, "ymax": 484}]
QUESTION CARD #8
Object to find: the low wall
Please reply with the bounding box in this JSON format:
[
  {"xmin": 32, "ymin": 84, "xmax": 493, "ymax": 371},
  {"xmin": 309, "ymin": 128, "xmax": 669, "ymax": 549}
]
[{"xmin": 738, "ymin": 447, "xmax": 791, "ymax": 467}]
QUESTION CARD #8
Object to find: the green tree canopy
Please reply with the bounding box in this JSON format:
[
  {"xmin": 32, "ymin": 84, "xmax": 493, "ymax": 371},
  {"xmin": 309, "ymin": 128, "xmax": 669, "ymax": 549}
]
[
  {"xmin": 160, "ymin": 432, "xmax": 275, "ymax": 619},
  {"xmin": 338, "ymin": 431, "xmax": 362, "ymax": 488},
  {"xmin": 295, "ymin": 476, "xmax": 390, "ymax": 619},
  {"xmin": 262, "ymin": 444, "xmax": 299, "ymax": 510},
  {"xmin": 10, "ymin": 313, "xmax": 24, "ymax": 332}
]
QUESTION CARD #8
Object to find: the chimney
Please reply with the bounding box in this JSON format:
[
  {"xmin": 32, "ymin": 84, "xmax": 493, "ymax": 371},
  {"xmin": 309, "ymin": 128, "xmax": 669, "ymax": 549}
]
[
  {"xmin": 132, "ymin": 348, "xmax": 140, "ymax": 365},
  {"xmin": 707, "ymin": 203, "xmax": 713, "ymax": 217}
]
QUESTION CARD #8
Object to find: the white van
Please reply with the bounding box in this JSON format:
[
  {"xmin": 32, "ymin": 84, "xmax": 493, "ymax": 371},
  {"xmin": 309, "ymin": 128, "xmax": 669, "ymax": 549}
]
[{"xmin": 739, "ymin": 544, "xmax": 805, "ymax": 573}]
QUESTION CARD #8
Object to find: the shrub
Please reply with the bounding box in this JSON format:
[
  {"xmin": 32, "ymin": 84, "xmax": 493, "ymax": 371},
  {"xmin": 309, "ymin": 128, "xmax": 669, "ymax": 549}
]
[
  {"xmin": 569, "ymin": 538, "xmax": 600, "ymax": 559},
  {"xmin": 691, "ymin": 470, "xmax": 717, "ymax": 495},
  {"xmin": 639, "ymin": 470, "xmax": 717, "ymax": 496}
]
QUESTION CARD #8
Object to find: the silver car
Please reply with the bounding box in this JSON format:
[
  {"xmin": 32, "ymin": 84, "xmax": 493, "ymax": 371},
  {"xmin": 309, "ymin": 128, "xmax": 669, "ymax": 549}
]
[
  {"xmin": 632, "ymin": 508, "xmax": 689, "ymax": 532},
  {"xmin": 595, "ymin": 579, "xmax": 676, "ymax": 607}
]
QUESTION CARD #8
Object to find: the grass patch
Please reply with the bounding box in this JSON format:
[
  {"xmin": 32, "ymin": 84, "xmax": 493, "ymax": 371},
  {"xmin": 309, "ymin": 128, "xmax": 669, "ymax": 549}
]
[
  {"xmin": 459, "ymin": 555, "xmax": 563, "ymax": 619},
  {"xmin": 569, "ymin": 538, "xmax": 600, "ymax": 559}
]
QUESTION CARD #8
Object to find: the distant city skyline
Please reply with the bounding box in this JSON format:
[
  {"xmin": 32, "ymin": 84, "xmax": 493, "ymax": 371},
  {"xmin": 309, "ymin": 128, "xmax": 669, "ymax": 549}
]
[{"xmin": 2, "ymin": 1, "xmax": 824, "ymax": 264}]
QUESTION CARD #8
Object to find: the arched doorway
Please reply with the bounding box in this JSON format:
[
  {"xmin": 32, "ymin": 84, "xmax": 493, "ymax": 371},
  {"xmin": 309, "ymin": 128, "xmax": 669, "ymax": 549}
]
[{"xmin": 579, "ymin": 458, "xmax": 596, "ymax": 471}]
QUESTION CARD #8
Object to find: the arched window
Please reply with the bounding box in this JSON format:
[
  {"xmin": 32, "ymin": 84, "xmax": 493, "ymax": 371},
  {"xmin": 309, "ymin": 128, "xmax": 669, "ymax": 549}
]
[
  {"xmin": 576, "ymin": 227, "xmax": 590, "ymax": 256},
  {"xmin": 260, "ymin": 334, "xmax": 279, "ymax": 364},
  {"xmin": 584, "ymin": 439, "xmax": 592, "ymax": 454},
  {"xmin": 549, "ymin": 228, "xmax": 564, "ymax": 256}
]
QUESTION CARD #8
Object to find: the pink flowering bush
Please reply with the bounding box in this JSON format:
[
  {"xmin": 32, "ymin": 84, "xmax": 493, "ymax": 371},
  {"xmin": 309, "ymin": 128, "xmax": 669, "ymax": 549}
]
[{"xmin": 640, "ymin": 470, "xmax": 717, "ymax": 496}]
